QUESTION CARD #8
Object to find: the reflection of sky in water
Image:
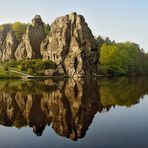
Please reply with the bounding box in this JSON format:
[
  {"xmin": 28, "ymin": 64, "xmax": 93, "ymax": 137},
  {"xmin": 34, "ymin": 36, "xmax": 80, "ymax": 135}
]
[{"xmin": 0, "ymin": 95, "xmax": 148, "ymax": 148}]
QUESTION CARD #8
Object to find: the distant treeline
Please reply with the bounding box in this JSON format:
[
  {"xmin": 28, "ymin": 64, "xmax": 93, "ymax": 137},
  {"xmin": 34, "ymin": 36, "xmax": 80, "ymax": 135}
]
[{"xmin": 96, "ymin": 36, "xmax": 148, "ymax": 76}]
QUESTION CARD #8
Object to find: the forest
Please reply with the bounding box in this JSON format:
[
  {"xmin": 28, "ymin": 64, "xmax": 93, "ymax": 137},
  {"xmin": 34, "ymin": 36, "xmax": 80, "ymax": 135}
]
[{"xmin": 97, "ymin": 36, "xmax": 148, "ymax": 76}]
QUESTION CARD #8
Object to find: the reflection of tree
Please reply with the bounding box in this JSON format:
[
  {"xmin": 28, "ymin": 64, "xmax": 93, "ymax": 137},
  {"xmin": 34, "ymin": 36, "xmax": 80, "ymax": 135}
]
[
  {"xmin": 0, "ymin": 77, "xmax": 147, "ymax": 140},
  {"xmin": 98, "ymin": 77, "xmax": 148, "ymax": 108}
]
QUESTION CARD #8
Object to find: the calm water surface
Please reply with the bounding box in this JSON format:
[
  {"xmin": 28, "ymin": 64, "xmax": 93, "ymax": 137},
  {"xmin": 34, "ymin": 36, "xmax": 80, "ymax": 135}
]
[{"xmin": 0, "ymin": 77, "xmax": 148, "ymax": 148}]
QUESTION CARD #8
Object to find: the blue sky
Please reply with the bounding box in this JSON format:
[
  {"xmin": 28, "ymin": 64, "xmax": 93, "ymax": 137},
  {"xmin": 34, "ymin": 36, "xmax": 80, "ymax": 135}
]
[{"xmin": 0, "ymin": 0, "xmax": 148, "ymax": 51}]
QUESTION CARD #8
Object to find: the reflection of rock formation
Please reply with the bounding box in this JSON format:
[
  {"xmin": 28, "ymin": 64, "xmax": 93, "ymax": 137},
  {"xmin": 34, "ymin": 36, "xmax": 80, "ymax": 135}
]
[
  {"xmin": 0, "ymin": 77, "xmax": 148, "ymax": 140},
  {"xmin": 0, "ymin": 90, "xmax": 18, "ymax": 126},
  {"xmin": 0, "ymin": 79, "xmax": 100, "ymax": 140},
  {"xmin": 41, "ymin": 79, "xmax": 99, "ymax": 140}
]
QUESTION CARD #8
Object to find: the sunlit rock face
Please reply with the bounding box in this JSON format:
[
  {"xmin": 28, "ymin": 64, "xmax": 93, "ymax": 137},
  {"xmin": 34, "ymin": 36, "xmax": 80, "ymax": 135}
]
[
  {"xmin": 41, "ymin": 12, "xmax": 98, "ymax": 78},
  {"xmin": 0, "ymin": 24, "xmax": 18, "ymax": 61},
  {"xmin": 15, "ymin": 15, "xmax": 45, "ymax": 60}
]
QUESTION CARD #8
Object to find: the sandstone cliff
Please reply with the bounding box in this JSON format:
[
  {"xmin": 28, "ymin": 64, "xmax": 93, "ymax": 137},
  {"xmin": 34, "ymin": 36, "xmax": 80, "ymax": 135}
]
[
  {"xmin": 0, "ymin": 24, "xmax": 18, "ymax": 61},
  {"xmin": 0, "ymin": 13, "xmax": 99, "ymax": 78},
  {"xmin": 15, "ymin": 15, "xmax": 46, "ymax": 60},
  {"xmin": 41, "ymin": 12, "xmax": 98, "ymax": 78}
]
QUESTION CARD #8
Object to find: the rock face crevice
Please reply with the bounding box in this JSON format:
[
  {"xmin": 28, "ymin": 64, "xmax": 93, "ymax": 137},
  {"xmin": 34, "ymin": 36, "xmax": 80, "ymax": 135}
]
[
  {"xmin": 41, "ymin": 12, "xmax": 98, "ymax": 77},
  {"xmin": 0, "ymin": 24, "xmax": 18, "ymax": 61},
  {"xmin": 15, "ymin": 15, "xmax": 46, "ymax": 60}
]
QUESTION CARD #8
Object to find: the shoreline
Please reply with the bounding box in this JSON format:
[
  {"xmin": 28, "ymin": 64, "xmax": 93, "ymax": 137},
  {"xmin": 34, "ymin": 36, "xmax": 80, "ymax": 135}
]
[{"xmin": 0, "ymin": 74, "xmax": 147, "ymax": 80}]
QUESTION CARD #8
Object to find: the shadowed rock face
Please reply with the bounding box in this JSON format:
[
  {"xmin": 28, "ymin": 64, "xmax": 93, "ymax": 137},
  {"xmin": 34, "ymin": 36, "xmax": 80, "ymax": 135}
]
[
  {"xmin": 15, "ymin": 15, "xmax": 45, "ymax": 60},
  {"xmin": 0, "ymin": 24, "xmax": 18, "ymax": 61},
  {"xmin": 41, "ymin": 12, "xmax": 98, "ymax": 78}
]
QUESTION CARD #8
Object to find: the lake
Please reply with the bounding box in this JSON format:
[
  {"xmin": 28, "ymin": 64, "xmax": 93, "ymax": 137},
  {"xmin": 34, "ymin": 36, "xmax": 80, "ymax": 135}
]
[{"xmin": 0, "ymin": 77, "xmax": 148, "ymax": 148}]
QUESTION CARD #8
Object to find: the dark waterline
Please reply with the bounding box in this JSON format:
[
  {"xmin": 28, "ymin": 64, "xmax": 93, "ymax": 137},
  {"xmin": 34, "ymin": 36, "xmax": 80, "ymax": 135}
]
[{"xmin": 0, "ymin": 77, "xmax": 148, "ymax": 148}]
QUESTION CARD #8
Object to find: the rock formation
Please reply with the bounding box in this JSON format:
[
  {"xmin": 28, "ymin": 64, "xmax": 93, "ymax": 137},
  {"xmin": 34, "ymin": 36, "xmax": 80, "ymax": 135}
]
[
  {"xmin": 41, "ymin": 12, "xmax": 98, "ymax": 78},
  {"xmin": 0, "ymin": 13, "xmax": 99, "ymax": 77},
  {"xmin": 15, "ymin": 15, "xmax": 45, "ymax": 60},
  {"xmin": 0, "ymin": 24, "xmax": 18, "ymax": 61}
]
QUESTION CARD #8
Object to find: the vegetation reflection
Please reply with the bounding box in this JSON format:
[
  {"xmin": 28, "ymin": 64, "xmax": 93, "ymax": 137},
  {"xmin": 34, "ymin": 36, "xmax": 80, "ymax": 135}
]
[{"xmin": 0, "ymin": 77, "xmax": 147, "ymax": 140}]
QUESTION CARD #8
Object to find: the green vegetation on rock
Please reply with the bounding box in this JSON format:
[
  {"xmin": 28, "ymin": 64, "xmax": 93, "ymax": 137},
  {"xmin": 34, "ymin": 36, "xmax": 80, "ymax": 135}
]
[{"xmin": 44, "ymin": 23, "xmax": 51, "ymax": 35}]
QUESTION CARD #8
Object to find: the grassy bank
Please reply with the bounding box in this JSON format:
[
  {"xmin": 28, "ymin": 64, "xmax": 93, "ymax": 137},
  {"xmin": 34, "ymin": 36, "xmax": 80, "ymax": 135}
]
[{"xmin": 2, "ymin": 59, "xmax": 57, "ymax": 76}]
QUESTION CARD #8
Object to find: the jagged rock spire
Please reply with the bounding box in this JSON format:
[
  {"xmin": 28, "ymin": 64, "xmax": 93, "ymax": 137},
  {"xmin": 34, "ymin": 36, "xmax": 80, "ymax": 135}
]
[
  {"xmin": 15, "ymin": 15, "xmax": 46, "ymax": 60},
  {"xmin": 41, "ymin": 12, "xmax": 98, "ymax": 78},
  {"xmin": 32, "ymin": 15, "xmax": 44, "ymax": 27}
]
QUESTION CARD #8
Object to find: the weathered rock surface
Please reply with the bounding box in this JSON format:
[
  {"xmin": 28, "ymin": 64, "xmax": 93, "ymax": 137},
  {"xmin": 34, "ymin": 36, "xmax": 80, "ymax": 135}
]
[
  {"xmin": 41, "ymin": 12, "xmax": 98, "ymax": 78},
  {"xmin": 0, "ymin": 24, "xmax": 18, "ymax": 61},
  {"xmin": 15, "ymin": 15, "xmax": 45, "ymax": 60}
]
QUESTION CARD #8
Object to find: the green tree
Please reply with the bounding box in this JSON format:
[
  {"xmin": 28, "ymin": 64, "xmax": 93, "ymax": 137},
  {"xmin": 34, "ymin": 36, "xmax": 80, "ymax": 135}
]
[
  {"xmin": 11, "ymin": 22, "xmax": 28, "ymax": 41},
  {"xmin": 44, "ymin": 24, "xmax": 51, "ymax": 35},
  {"xmin": 99, "ymin": 42, "xmax": 145, "ymax": 75}
]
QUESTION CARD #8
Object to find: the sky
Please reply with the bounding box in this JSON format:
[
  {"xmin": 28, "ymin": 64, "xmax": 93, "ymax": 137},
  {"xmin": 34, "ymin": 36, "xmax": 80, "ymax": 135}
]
[{"xmin": 0, "ymin": 0, "xmax": 148, "ymax": 51}]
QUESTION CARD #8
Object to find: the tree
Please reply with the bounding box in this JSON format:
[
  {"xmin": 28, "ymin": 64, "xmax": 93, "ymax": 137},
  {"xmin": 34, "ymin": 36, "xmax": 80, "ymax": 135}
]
[
  {"xmin": 44, "ymin": 24, "xmax": 51, "ymax": 35},
  {"xmin": 11, "ymin": 22, "xmax": 28, "ymax": 41},
  {"xmin": 100, "ymin": 44, "xmax": 126, "ymax": 75},
  {"xmin": 99, "ymin": 42, "xmax": 147, "ymax": 75}
]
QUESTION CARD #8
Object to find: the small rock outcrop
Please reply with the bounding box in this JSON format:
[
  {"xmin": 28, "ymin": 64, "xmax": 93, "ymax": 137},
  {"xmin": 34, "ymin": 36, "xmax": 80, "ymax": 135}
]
[
  {"xmin": 41, "ymin": 12, "xmax": 98, "ymax": 78},
  {"xmin": 15, "ymin": 15, "xmax": 45, "ymax": 60},
  {"xmin": 0, "ymin": 24, "xmax": 18, "ymax": 61}
]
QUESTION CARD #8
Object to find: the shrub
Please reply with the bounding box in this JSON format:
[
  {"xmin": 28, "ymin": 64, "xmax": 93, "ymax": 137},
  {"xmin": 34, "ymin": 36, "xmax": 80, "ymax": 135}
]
[
  {"xmin": 27, "ymin": 68, "xmax": 33, "ymax": 74},
  {"xmin": 3, "ymin": 66, "xmax": 9, "ymax": 71},
  {"xmin": 3, "ymin": 59, "xmax": 57, "ymax": 76}
]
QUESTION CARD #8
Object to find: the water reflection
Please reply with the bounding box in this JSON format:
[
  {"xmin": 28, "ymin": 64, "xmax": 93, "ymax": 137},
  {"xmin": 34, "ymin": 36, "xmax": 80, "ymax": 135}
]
[
  {"xmin": 98, "ymin": 77, "xmax": 148, "ymax": 109},
  {"xmin": 0, "ymin": 77, "xmax": 147, "ymax": 141}
]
